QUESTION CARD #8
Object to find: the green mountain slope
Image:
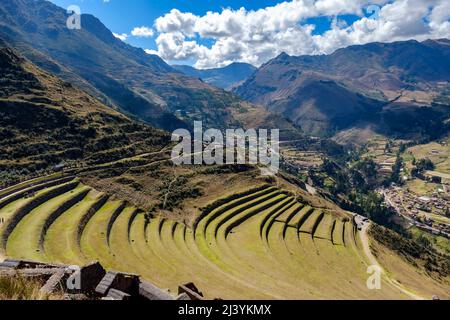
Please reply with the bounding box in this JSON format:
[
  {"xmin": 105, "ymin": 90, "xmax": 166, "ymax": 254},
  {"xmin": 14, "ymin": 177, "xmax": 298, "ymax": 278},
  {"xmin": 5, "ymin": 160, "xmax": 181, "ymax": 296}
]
[
  {"xmin": 235, "ymin": 40, "xmax": 450, "ymax": 139},
  {"xmin": 0, "ymin": 41, "xmax": 169, "ymax": 186},
  {"xmin": 0, "ymin": 0, "xmax": 276, "ymax": 131}
]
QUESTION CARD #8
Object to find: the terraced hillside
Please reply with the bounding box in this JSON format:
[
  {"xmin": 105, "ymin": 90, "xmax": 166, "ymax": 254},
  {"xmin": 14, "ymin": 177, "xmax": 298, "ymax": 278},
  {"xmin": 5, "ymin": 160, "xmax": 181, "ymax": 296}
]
[
  {"xmin": 0, "ymin": 42, "xmax": 169, "ymax": 188},
  {"xmin": 0, "ymin": 177, "xmax": 439, "ymax": 299}
]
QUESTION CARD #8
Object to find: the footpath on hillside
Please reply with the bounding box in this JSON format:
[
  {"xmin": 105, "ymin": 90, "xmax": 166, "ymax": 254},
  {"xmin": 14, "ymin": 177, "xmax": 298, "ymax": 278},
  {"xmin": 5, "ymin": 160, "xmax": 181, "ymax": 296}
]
[{"xmin": 359, "ymin": 222, "xmax": 424, "ymax": 300}]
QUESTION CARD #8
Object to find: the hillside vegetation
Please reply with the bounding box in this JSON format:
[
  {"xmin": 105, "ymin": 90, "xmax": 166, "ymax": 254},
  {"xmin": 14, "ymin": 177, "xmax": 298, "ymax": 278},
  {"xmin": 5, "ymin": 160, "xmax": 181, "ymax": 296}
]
[
  {"xmin": 235, "ymin": 40, "xmax": 450, "ymax": 139},
  {"xmin": 1, "ymin": 167, "xmax": 449, "ymax": 299},
  {"xmin": 0, "ymin": 0, "xmax": 294, "ymax": 132},
  {"xmin": 0, "ymin": 176, "xmax": 434, "ymax": 299},
  {"xmin": 0, "ymin": 276, "xmax": 60, "ymax": 300},
  {"xmin": 0, "ymin": 42, "xmax": 169, "ymax": 187}
]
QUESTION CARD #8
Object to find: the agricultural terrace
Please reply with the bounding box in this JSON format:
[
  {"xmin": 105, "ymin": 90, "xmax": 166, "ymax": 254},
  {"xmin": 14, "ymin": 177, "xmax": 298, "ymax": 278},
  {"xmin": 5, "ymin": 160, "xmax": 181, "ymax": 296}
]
[{"xmin": 0, "ymin": 175, "xmax": 441, "ymax": 299}]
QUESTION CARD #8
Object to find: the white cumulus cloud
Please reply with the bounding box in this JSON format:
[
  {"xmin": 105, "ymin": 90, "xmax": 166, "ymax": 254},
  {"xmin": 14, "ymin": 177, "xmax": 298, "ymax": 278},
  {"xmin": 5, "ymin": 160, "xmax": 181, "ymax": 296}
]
[
  {"xmin": 113, "ymin": 32, "xmax": 128, "ymax": 41},
  {"xmin": 149, "ymin": 0, "xmax": 450, "ymax": 68},
  {"xmin": 131, "ymin": 26, "xmax": 155, "ymax": 37}
]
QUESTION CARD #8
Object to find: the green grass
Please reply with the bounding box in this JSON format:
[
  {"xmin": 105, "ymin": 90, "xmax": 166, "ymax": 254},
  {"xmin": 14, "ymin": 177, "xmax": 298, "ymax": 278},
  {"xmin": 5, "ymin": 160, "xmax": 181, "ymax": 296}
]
[
  {"xmin": 427, "ymin": 212, "xmax": 450, "ymax": 225},
  {"xmin": 299, "ymin": 209, "xmax": 321, "ymax": 234},
  {"xmin": 108, "ymin": 206, "xmax": 150, "ymax": 275},
  {"xmin": 128, "ymin": 214, "xmax": 179, "ymax": 290},
  {"xmin": 229, "ymin": 203, "xmax": 313, "ymax": 298},
  {"xmin": 146, "ymin": 218, "xmax": 191, "ymax": 283},
  {"xmin": 44, "ymin": 190, "xmax": 103, "ymax": 265},
  {"xmin": 0, "ymin": 198, "xmax": 41, "ymax": 252},
  {"xmin": 332, "ymin": 220, "xmax": 345, "ymax": 246},
  {"xmin": 6, "ymin": 185, "xmax": 89, "ymax": 262},
  {"xmin": 195, "ymin": 190, "xmax": 280, "ymax": 269},
  {"xmin": 158, "ymin": 220, "xmax": 212, "ymax": 288},
  {"xmin": 0, "ymin": 173, "xmax": 62, "ymax": 199},
  {"xmin": 261, "ymin": 198, "xmax": 296, "ymax": 240},
  {"xmin": 1, "ymin": 180, "xmax": 436, "ymax": 299},
  {"xmin": 406, "ymin": 179, "xmax": 440, "ymax": 196},
  {"xmin": 409, "ymin": 226, "xmax": 450, "ymax": 255},
  {"xmin": 80, "ymin": 199, "xmax": 123, "ymax": 269},
  {"xmin": 314, "ymin": 213, "xmax": 334, "ymax": 240},
  {"xmin": 0, "ymin": 184, "xmax": 70, "ymax": 253}
]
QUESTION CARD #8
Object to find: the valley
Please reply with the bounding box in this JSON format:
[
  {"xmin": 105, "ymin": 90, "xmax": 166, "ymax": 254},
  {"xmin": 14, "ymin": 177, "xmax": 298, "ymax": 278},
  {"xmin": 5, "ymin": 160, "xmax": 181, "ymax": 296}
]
[
  {"xmin": 0, "ymin": 0, "xmax": 449, "ymax": 302},
  {"xmin": 1, "ymin": 116, "xmax": 449, "ymax": 300},
  {"xmin": 173, "ymin": 63, "xmax": 257, "ymax": 91},
  {"xmin": 234, "ymin": 40, "xmax": 450, "ymax": 140}
]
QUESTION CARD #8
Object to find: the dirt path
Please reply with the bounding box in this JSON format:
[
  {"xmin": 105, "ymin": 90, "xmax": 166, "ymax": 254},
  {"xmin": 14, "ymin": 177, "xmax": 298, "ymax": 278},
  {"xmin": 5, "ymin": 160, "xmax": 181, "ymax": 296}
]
[
  {"xmin": 359, "ymin": 223, "xmax": 425, "ymax": 300},
  {"xmin": 425, "ymin": 170, "xmax": 450, "ymax": 180}
]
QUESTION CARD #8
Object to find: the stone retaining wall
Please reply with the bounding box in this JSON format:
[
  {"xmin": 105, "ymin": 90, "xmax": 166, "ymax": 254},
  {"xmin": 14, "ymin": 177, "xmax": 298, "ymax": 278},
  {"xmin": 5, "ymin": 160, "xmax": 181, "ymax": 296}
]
[
  {"xmin": 0, "ymin": 259, "xmax": 205, "ymax": 300},
  {"xmin": 193, "ymin": 184, "xmax": 273, "ymax": 231},
  {"xmin": 76, "ymin": 194, "xmax": 109, "ymax": 246},
  {"xmin": 224, "ymin": 193, "xmax": 289, "ymax": 238},
  {"xmin": 0, "ymin": 176, "xmax": 75, "ymax": 210},
  {"xmin": 106, "ymin": 202, "xmax": 127, "ymax": 245},
  {"xmin": 39, "ymin": 188, "xmax": 91, "ymax": 249},
  {"xmin": 127, "ymin": 208, "xmax": 141, "ymax": 242}
]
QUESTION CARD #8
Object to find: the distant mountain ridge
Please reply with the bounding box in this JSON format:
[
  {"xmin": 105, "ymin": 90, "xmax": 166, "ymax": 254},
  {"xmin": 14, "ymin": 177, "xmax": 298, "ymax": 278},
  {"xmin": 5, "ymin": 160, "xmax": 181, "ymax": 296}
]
[
  {"xmin": 234, "ymin": 39, "xmax": 450, "ymax": 139},
  {"xmin": 173, "ymin": 62, "xmax": 257, "ymax": 90},
  {"xmin": 0, "ymin": 0, "xmax": 283, "ymax": 132}
]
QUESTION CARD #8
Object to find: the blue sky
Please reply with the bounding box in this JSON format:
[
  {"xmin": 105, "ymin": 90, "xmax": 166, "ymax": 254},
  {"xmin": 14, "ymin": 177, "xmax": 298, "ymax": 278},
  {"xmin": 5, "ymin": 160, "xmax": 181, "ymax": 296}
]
[
  {"xmin": 49, "ymin": 0, "xmax": 449, "ymax": 68},
  {"xmin": 51, "ymin": 0, "xmax": 291, "ymax": 51}
]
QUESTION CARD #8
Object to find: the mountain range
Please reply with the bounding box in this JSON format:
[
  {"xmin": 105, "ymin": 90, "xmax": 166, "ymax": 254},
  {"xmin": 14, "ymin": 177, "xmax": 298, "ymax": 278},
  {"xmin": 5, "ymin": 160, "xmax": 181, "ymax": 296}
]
[
  {"xmin": 235, "ymin": 39, "xmax": 450, "ymax": 141},
  {"xmin": 0, "ymin": 0, "xmax": 449, "ymax": 144},
  {"xmin": 0, "ymin": 0, "xmax": 289, "ymax": 132},
  {"xmin": 0, "ymin": 0, "xmax": 450, "ymax": 301},
  {"xmin": 173, "ymin": 62, "xmax": 256, "ymax": 90}
]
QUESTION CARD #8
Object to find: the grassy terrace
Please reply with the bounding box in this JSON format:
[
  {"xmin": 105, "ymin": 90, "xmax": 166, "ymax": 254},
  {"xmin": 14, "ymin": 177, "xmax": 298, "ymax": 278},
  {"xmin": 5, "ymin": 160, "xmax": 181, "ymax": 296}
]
[
  {"xmin": 0, "ymin": 178, "xmax": 422, "ymax": 299},
  {"xmin": 6, "ymin": 184, "xmax": 89, "ymax": 262},
  {"xmin": 0, "ymin": 174, "xmax": 63, "ymax": 199},
  {"xmin": 44, "ymin": 190, "xmax": 104, "ymax": 265}
]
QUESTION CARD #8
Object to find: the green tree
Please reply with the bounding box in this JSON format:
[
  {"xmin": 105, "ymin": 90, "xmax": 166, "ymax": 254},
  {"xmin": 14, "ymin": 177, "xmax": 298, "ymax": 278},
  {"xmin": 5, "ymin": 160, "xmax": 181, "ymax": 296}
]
[
  {"xmin": 412, "ymin": 158, "xmax": 435, "ymax": 176},
  {"xmin": 390, "ymin": 153, "xmax": 403, "ymax": 184}
]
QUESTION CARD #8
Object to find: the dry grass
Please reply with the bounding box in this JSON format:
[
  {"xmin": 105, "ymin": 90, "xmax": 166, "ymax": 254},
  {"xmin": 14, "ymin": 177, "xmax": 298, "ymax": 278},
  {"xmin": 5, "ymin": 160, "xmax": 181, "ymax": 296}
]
[
  {"xmin": 406, "ymin": 179, "xmax": 441, "ymax": 196},
  {"xmin": 0, "ymin": 276, "xmax": 62, "ymax": 300},
  {"xmin": 370, "ymin": 239, "xmax": 450, "ymax": 300}
]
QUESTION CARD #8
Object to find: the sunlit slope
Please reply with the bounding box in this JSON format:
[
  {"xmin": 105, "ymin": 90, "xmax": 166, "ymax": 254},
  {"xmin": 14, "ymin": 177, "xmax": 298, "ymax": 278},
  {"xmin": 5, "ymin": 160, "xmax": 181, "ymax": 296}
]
[{"xmin": 0, "ymin": 178, "xmax": 411, "ymax": 299}]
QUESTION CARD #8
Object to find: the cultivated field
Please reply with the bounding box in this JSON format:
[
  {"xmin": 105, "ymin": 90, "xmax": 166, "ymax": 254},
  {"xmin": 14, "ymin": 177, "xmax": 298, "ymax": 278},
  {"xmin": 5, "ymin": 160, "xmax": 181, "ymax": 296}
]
[
  {"xmin": 0, "ymin": 176, "xmax": 441, "ymax": 299},
  {"xmin": 281, "ymin": 149, "xmax": 323, "ymax": 169},
  {"xmin": 402, "ymin": 137, "xmax": 450, "ymax": 208},
  {"xmin": 406, "ymin": 139, "xmax": 450, "ymax": 175}
]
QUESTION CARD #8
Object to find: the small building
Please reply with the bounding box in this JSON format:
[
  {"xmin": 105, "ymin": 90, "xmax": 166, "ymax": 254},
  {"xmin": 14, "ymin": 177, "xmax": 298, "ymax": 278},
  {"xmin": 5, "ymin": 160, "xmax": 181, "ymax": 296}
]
[{"xmin": 418, "ymin": 196, "xmax": 431, "ymax": 203}]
